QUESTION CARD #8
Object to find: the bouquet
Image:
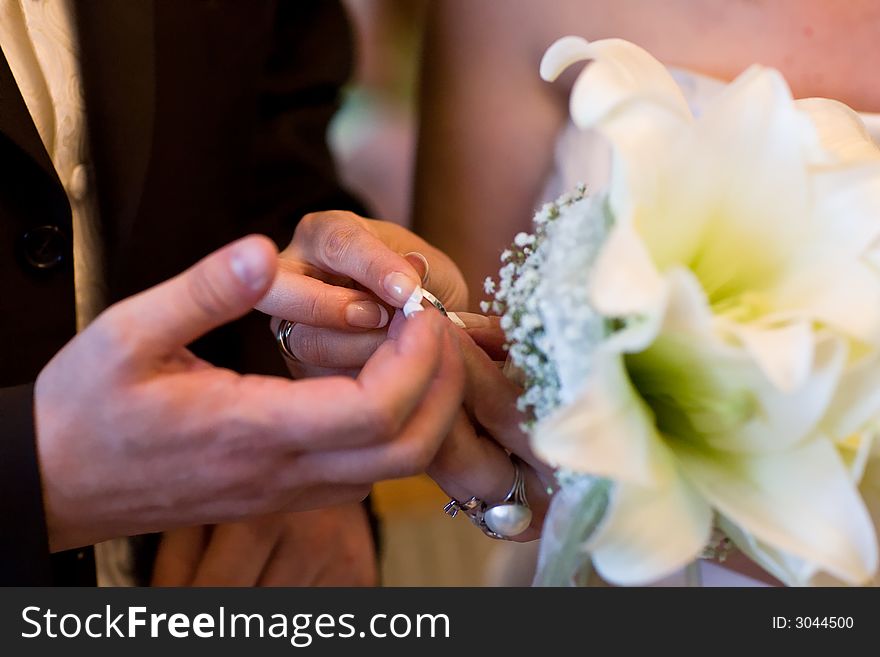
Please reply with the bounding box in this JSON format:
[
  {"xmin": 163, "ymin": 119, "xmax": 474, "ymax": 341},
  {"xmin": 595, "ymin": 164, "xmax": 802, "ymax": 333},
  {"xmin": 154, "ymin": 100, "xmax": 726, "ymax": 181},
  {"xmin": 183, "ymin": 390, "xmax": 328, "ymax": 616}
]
[{"xmin": 487, "ymin": 36, "xmax": 880, "ymax": 586}]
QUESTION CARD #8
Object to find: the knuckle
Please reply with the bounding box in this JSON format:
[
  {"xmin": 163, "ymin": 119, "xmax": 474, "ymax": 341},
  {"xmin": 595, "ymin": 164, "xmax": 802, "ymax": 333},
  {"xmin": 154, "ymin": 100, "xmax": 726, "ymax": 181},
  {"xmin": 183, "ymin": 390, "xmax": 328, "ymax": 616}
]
[
  {"xmin": 88, "ymin": 310, "xmax": 139, "ymax": 365},
  {"xmin": 324, "ymin": 209, "xmax": 361, "ymax": 226},
  {"xmin": 304, "ymin": 289, "xmax": 328, "ymax": 325},
  {"xmin": 297, "ymin": 211, "xmax": 359, "ymax": 244},
  {"xmin": 321, "ymin": 224, "xmax": 361, "ymax": 265},
  {"xmin": 362, "ymin": 400, "xmax": 403, "ymax": 441},
  {"xmin": 294, "ymin": 212, "xmax": 320, "ymax": 242}
]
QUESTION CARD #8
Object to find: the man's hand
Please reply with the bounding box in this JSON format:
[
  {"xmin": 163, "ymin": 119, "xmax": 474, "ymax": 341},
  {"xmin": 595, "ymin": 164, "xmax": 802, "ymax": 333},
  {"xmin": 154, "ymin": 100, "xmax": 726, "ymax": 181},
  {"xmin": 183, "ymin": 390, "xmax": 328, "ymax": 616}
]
[
  {"xmin": 35, "ymin": 235, "xmax": 464, "ymax": 552},
  {"xmin": 256, "ymin": 211, "xmax": 468, "ymax": 378},
  {"xmin": 150, "ymin": 504, "xmax": 377, "ymax": 587}
]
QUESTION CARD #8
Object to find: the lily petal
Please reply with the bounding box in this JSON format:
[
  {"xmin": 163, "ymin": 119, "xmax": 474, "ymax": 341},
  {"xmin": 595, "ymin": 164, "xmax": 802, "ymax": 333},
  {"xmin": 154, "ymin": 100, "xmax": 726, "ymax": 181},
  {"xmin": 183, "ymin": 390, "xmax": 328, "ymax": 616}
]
[
  {"xmin": 797, "ymin": 97, "xmax": 880, "ymax": 166},
  {"xmin": 656, "ymin": 68, "xmax": 819, "ymax": 302},
  {"xmin": 762, "ymin": 165, "xmax": 880, "ymax": 347},
  {"xmin": 539, "ymin": 36, "xmax": 690, "ymax": 128},
  {"xmin": 591, "ymin": 472, "xmax": 712, "ymax": 586},
  {"xmin": 716, "ymin": 517, "xmax": 821, "ymax": 586},
  {"xmin": 724, "ymin": 334, "xmax": 848, "ymax": 452},
  {"xmin": 822, "ymin": 350, "xmax": 880, "ymax": 439},
  {"xmin": 590, "ymin": 219, "xmax": 665, "ymax": 319},
  {"xmin": 626, "ymin": 331, "xmax": 847, "ymax": 454},
  {"xmin": 598, "ymin": 266, "xmax": 712, "ymax": 356},
  {"xmin": 539, "ymin": 36, "xmax": 596, "ymax": 82},
  {"xmin": 660, "ymin": 267, "xmax": 714, "ymax": 335},
  {"xmin": 769, "ymin": 259, "xmax": 880, "ymax": 348},
  {"xmin": 733, "ymin": 321, "xmax": 814, "ymax": 393},
  {"xmin": 540, "ymin": 37, "xmax": 692, "ymax": 219},
  {"xmin": 837, "ymin": 433, "xmax": 875, "ymax": 485},
  {"xmin": 810, "ymin": 164, "xmax": 880, "ymax": 258},
  {"xmin": 676, "ymin": 437, "xmax": 878, "ymax": 585},
  {"xmin": 532, "ymin": 350, "xmax": 670, "ymax": 486}
]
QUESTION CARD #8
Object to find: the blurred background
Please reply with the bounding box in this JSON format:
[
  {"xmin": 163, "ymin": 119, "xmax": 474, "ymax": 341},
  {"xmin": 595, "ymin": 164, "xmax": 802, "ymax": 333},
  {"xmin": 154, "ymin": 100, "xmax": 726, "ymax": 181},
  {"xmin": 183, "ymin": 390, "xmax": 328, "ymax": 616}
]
[
  {"xmin": 331, "ymin": 0, "xmax": 530, "ymax": 586},
  {"xmin": 330, "ymin": 0, "xmax": 425, "ymax": 229}
]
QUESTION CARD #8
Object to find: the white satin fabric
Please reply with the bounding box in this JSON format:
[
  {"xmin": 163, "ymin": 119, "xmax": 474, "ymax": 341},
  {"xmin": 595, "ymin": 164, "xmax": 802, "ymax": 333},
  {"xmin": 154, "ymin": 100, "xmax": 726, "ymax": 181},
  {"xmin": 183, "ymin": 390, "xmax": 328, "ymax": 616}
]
[{"xmin": 0, "ymin": 0, "xmax": 107, "ymax": 328}]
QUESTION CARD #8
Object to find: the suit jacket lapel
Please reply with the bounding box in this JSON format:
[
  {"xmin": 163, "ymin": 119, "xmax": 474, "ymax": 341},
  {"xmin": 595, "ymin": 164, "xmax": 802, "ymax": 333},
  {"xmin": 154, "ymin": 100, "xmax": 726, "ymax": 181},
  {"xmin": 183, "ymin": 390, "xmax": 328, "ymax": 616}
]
[
  {"xmin": 73, "ymin": 0, "xmax": 156, "ymax": 248},
  {"xmin": 0, "ymin": 43, "xmax": 60, "ymax": 186}
]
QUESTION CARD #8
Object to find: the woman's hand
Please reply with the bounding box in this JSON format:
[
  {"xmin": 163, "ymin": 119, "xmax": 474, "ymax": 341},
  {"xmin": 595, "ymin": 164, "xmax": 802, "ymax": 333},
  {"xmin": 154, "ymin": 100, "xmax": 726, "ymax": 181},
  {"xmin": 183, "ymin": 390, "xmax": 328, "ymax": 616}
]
[
  {"xmin": 257, "ymin": 210, "xmax": 468, "ymax": 378},
  {"xmin": 427, "ymin": 313, "xmax": 555, "ymax": 542}
]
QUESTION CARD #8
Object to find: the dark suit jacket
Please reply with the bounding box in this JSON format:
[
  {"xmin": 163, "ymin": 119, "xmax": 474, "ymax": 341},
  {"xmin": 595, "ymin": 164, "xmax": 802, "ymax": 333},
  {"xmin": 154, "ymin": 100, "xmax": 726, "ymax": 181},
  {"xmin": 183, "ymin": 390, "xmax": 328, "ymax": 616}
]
[{"xmin": 0, "ymin": 0, "xmax": 358, "ymax": 585}]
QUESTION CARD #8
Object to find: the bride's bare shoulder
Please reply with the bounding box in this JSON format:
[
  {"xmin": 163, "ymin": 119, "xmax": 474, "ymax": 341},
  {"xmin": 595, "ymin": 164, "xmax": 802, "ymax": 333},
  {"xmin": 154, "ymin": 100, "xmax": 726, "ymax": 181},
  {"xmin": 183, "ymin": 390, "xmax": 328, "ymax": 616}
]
[{"xmin": 434, "ymin": 0, "xmax": 880, "ymax": 111}]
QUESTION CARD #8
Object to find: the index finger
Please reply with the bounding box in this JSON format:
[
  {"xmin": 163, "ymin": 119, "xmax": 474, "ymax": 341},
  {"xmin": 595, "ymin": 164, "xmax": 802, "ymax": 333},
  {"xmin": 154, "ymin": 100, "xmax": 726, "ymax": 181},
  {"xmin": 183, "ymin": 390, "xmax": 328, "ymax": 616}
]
[
  {"xmin": 292, "ymin": 211, "xmax": 423, "ymax": 309},
  {"xmin": 257, "ymin": 261, "xmax": 391, "ymax": 331}
]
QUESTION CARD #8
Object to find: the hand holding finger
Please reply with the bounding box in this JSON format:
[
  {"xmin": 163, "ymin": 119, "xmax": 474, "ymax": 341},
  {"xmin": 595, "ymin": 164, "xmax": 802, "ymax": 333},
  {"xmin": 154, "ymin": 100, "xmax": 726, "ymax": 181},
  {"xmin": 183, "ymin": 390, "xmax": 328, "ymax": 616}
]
[
  {"xmin": 231, "ymin": 310, "xmax": 449, "ymax": 454},
  {"xmin": 291, "ymin": 211, "xmax": 424, "ymax": 309},
  {"xmin": 294, "ymin": 315, "xmax": 465, "ymax": 484},
  {"xmin": 257, "ymin": 260, "xmax": 391, "ymax": 330},
  {"xmin": 268, "ymin": 318, "xmax": 386, "ymax": 371}
]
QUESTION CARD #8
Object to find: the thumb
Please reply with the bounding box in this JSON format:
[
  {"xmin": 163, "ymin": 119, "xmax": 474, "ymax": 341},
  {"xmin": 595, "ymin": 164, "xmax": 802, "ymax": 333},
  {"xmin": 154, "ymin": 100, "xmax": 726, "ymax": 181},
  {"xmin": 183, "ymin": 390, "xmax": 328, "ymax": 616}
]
[{"xmin": 109, "ymin": 235, "xmax": 277, "ymax": 354}]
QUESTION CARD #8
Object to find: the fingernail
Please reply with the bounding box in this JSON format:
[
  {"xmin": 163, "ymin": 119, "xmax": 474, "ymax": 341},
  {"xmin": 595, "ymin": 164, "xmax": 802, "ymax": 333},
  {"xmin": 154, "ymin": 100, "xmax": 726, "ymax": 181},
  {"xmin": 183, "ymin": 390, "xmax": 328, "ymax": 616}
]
[
  {"xmin": 404, "ymin": 252, "xmax": 430, "ymax": 283},
  {"xmin": 383, "ymin": 271, "xmax": 420, "ymax": 306},
  {"xmin": 230, "ymin": 241, "xmax": 270, "ymax": 290},
  {"xmin": 345, "ymin": 301, "xmax": 389, "ymax": 329},
  {"xmin": 403, "ymin": 287, "xmax": 425, "ymax": 318}
]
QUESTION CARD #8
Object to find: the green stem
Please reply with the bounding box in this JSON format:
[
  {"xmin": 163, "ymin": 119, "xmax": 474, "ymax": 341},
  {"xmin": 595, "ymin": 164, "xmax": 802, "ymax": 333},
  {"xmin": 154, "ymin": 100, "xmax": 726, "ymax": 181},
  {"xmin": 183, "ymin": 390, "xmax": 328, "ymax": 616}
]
[
  {"xmin": 533, "ymin": 478, "xmax": 611, "ymax": 587},
  {"xmin": 685, "ymin": 560, "xmax": 702, "ymax": 587}
]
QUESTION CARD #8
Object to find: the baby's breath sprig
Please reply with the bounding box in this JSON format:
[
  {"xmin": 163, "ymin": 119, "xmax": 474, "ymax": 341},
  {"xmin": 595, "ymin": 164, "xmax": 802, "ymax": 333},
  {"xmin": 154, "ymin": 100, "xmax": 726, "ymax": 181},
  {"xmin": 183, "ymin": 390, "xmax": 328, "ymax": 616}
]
[{"xmin": 485, "ymin": 185, "xmax": 590, "ymax": 425}]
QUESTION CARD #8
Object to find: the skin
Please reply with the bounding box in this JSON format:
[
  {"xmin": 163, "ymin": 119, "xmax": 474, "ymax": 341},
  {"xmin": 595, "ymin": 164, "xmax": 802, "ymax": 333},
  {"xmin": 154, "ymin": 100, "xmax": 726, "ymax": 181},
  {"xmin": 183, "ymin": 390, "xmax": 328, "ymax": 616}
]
[
  {"xmin": 35, "ymin": 228, "xmax": 465, "ymax": 553},
  {"xmin": 151, "ymin": 504, "xmax": 377, "ymax": 587},
  {"xmin": 148, "ymin": 211, "xmax": 454, "ymax": 587},
  {"xmin": 264, "ymin": 212, "xmax": 553, "ymax": 540},
  {"xmin": 36, "ymin": 208, "xmax": 541, "ymax": 585}
]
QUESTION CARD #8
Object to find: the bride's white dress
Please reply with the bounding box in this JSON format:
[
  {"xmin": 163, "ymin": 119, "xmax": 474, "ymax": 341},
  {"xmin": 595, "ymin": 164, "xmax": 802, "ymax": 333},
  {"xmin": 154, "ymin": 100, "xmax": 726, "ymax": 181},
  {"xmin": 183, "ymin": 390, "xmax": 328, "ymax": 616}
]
[{"xmin": 487, "ymin": 67, "xmax": 880, "ymax": 587}]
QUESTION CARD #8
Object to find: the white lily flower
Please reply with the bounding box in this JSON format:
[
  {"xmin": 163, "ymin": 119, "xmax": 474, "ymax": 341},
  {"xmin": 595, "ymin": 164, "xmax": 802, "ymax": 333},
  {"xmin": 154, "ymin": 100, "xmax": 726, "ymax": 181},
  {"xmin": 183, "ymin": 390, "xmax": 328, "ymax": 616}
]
[{"xmin": 535, "ymin": 37, "xmax": 880, "ymax": 585}]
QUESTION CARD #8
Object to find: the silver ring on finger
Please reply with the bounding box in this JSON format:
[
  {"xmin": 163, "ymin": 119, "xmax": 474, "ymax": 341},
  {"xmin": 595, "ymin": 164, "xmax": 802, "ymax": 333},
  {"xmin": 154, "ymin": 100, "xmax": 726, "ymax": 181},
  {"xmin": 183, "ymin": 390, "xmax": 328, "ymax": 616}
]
[
  {"xmin": 442, "ymin": 455, "xmax": 532, "ymax": 540},
  {"xmin": 276, "ymin": 319, "xmax": 300, "ymax": 362}
]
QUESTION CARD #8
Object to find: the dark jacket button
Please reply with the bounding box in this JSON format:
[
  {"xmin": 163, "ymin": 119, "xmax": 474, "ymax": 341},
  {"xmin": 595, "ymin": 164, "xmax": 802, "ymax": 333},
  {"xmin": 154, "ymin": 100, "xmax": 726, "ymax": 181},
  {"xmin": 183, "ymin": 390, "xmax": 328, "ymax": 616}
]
[{"xmin": 21, "ymin": 225, "xmax": 67, "ymax": 270}]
